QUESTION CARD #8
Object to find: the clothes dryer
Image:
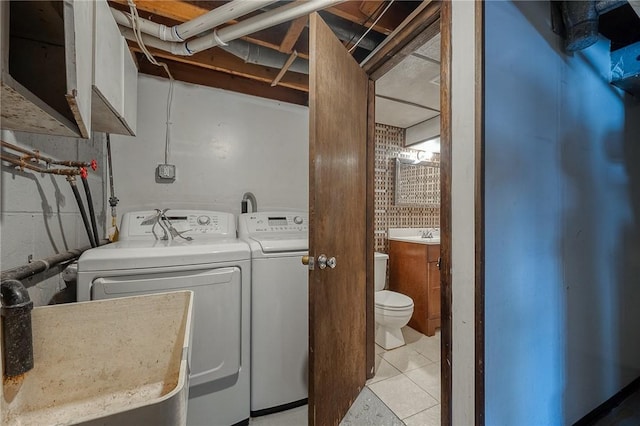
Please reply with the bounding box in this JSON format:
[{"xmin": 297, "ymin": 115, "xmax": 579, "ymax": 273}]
[
  {"xmin": 238, "ymin": 211, "xmax": 308, "ymax": 416},
  {"xmin": 78, "ymin": 210, "xmax": 250, "ymax": 426}
]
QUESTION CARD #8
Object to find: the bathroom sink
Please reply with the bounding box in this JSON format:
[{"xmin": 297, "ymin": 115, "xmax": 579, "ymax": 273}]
[
  {"xmin": 2, "ymin": 291, "xmax": 193, "ymax": 426},
  {"xmin": 388, "ymin": 235, "xmax": 441, "ymax": 245}
]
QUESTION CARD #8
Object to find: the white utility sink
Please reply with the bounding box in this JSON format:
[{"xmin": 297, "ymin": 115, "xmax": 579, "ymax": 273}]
[{"xmin": 2, "ymin": 291, "xmax": 193, "ymax": 426}]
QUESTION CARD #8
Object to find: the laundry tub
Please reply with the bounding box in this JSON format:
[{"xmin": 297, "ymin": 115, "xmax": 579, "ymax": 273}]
[{"xmin": 1, "ymin": 291, "xmax": 194, "ymax": 426}]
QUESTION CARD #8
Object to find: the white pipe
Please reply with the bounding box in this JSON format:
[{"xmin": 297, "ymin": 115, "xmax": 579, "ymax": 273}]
[
  {"xmin": 188, "ymin": 0, "xmax": 343, "ymax": 54},
  {"xmin": 112, "ymin": 0, "xmax": 277, "ymax": 42},
  {"xmin": 118, "ymin": 0, "xmax": 344, "ymax": 56},
  {"xmin": 120, "ymin": 27, "xmax": 191, "ymax": 55}
]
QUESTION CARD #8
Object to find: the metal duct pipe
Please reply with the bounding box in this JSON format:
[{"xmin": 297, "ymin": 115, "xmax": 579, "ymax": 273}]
[
  {"xmin": 112, "ymin": 0, "xmax": 278, "ymax": 42},
  {"xmin": 562, "ymin": 1, "xmax": 599, "ymax": 52},
  {"xmin": 595, "ymin": 0, "xmax": 628, "ymax": 15},
  {"xmin": 118, "ymin": 0, "xmax": 344, "ymax": 56},
  {"xmin": 561, "ymin": 0, "xmax": 627, "ymax": 52},
  {"xmin": 222, "ymin": 39, "xmax": 309, "ymax": 74},
  {"xmin": 319, "ymin": 13, "xmax": 381, "ymax": 51}
]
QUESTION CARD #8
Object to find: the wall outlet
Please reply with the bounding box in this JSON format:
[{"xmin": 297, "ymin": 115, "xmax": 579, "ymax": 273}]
[{"xmin": 156, "ymin": 164, "xmax": 176, "ymax": 180}]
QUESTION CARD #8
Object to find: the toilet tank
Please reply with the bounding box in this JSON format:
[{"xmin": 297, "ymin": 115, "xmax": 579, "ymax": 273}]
[{"xmin": 374, "ymin": 252, "xmax": 388, "ymax": 292}]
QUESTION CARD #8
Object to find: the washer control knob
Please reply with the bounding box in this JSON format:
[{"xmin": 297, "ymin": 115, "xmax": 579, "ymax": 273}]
[
  {"xmin": 293, "ymin": 216, "xmax": 303, "ymax": 225},
  {"xmin": 197, "ymin": 215, "xmax": 211, "ymax": 225}
]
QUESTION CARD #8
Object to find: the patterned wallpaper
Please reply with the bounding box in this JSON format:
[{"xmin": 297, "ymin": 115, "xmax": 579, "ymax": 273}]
[{"xmin": 374, "ymin": 123, "xmax": 440, "ymax": 253}]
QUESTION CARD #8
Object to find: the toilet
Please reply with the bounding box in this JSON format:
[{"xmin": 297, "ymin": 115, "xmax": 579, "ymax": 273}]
[{"xmin": 374, "ymin": 252, "xmax": 414, "ymax": 350}]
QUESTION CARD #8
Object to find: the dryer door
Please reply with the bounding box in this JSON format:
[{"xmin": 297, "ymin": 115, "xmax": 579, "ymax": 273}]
[{"xmin": 92, "ymin": 267, "xmax": 242, "ymax": 387}]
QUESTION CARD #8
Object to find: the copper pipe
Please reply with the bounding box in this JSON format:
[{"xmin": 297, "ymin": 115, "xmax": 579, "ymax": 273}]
[
  {"xmin": 0, "ymin": 152, "xmax": 79, "ymax": 176},
  {"xmin": 0, "ymin": 140, "xmax": 94, "ymax": 169},
  {"xmin": 50, "ymin": 159, "xmax": 94, "ymax": 168}
]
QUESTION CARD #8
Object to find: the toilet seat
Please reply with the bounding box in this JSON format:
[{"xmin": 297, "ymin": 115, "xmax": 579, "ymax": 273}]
[{"xmin": 375, "ymin": 290, "xmax": 413, "ymax": 310}]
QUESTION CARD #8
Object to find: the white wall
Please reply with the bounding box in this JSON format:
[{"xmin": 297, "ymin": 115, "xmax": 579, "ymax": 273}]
[
  {"xmin": 484, "ymin": 2, "xmax": 640, "ymax": 424},
  {"xmin": 0, "ymin": 130, "xmax": 106, "ymax": 305},
  {"xmin": 451, "ymin": 1, "xmax": 477, "ymax": 424},
  {"xmin": 110, "ymin": 75, "xmax": 309, "ymax": 219}
]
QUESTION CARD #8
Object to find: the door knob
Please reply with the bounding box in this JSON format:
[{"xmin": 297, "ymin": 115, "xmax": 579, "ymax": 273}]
[
  {"xmin": 317, "ymin": 254, "xmax": 336, "ymax": 270},
  {"xmin": 303, "ymin": 255, "xmax": 336, "ymax": 270}
]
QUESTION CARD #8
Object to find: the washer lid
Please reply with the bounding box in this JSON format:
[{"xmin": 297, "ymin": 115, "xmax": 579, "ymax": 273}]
[
  {"xmin": 78, "ymin": 238, "xmax": 250, "ymax": 271},
  {"xmin": 251, "ymin": 235, "xmax": 308, "ymax": 253},
  {"xmin": 375, "ymin": 290, "xmax": 414, "ymax": 309}
]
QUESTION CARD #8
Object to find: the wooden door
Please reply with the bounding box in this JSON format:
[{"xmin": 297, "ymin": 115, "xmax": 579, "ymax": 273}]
[{"xmin": 308, "ymin": 13, "xmax": 369, "ymax": 426}]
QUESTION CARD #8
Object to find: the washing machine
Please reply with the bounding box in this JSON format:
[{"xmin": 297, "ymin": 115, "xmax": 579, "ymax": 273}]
[
  {"xmin": 77, "ymin": 210, "xmax": 251, "ymax": 426},
  {"xmin": 238, "ymin": 211, "xmax": 308, "ymax": 416}
]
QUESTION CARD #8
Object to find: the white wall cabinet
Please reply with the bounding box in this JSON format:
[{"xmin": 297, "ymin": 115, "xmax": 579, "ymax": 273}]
[
  {"xmin": 0, "ymin": 0, "xmax": 137, "ymax": 138},
  {"xmin": 91, "ymin": 0, "xmax": 137, "ymax": 136},
  {"xmin": 0, "ymin": 0, "xmax": 93, "ymax": 138}
]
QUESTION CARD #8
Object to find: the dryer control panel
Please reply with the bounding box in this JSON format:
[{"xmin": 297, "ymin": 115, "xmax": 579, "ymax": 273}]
[
  {"xmin": 238, "ymin": 212, "xmax": 308, "ymax": 236},
  {"xmin": 120, "ymin": 210, "xmax": 235, "ymax": 239}
]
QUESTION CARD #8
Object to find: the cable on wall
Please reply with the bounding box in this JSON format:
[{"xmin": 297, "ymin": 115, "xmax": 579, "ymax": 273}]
[{"xmin": 126, "ymin": 0, "xmax": 174, "ymax": 166}]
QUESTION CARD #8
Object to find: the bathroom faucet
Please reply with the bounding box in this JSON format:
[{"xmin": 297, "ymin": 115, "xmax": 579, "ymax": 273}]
[
  {"xmin": 420, "ymin": 229, "xmax": 433, "ymax": 239},
  {"xmin": 241, "ymin": 192, "xmax": 258, "ymax": 213}
]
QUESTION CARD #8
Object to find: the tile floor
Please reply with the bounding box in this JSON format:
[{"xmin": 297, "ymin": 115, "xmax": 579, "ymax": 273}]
[
  {"xmin": 249, "ymin": 326, "xmax": 440, "ymax": 426},
  {"xmin": 367, "ymin": 326, "xmax": 441, "ymax": 426}
]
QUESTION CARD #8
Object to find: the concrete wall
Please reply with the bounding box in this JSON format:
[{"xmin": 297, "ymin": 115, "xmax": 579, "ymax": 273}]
[
  {"xmin": 109, "ymin": 75, "xmax": 309, "ymax": 219},
  {"xmin": 484, "ymin": 1, "xmax": 640, "ymax": 424},
  {"xmin": 0, "ymin": 130, "xmax": 106, "ymax": 306}
]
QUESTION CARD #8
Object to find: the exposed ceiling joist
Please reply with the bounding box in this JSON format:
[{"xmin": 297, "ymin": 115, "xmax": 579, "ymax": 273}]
[
  {"xmin": 280, "ymin": 16, "xmax": 308, "ymax": 53},
  {"xmin": 137, "ymin": 54, "xmax": 309, "ymax": 106},
  {"xmin": 128, "ymin": 43, "xmax": 309, "ymax": 92},
  {"xmin": 272, "ymin": 51, "xmax": 299, "ymax": 86},
  {"xmin": 359, "ymin": 1, "xmax": 384, "ymax": 17},
  {"xmin": 327, "ymin": 1, "xmax": 407, "ymax": 35},
  {"xmin": 109, "ymin": 0, "xmax": 310, "ymax": 58},
  {"xmin": 110, "ymin": 1, "xmax": 423, "ymax": 106}
]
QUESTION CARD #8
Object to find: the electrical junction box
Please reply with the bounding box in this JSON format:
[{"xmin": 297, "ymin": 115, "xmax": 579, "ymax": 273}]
[{"xmin": 156, "ymin": 164, "xmax": 176, "ymax": 181}]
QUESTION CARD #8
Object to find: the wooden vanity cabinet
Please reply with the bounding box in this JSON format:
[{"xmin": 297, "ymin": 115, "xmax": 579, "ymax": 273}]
[{"xmin": 388, "ymin": 240, "xmax": 441, "ymax": 336}]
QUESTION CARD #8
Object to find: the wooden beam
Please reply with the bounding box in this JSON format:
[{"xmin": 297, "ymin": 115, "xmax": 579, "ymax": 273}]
[
  {"xmin": 326, "ymin": 1, "xmax": 408, "ymax": 35},
  {"xmin": 359, "ymin": 1, "xmax": 384, "ymax": 17},
  {"xmin": 108, "ymin": 0, "xmax": 212, "ymax": 22},
  {"xmin": 109, "ymin": 0, "xmax": 310, "ymax": 58},
  {"xmin": 137, "ymin": 54, "xmax": 308, "ymax": 106},
  {"xmin": 279, "ymin": 16, "xmax": 307, "ymax": 53},
  {"xmin": 129, "ymin": 43, "xmax": 309, "ymax": 92},
  {"xmin": 271, "ymin": 51, "xmax": 298, "ymax": 87},
  {"xmin": 363, "ymin": 1, "xmax": 441, "ymax": 78}
]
